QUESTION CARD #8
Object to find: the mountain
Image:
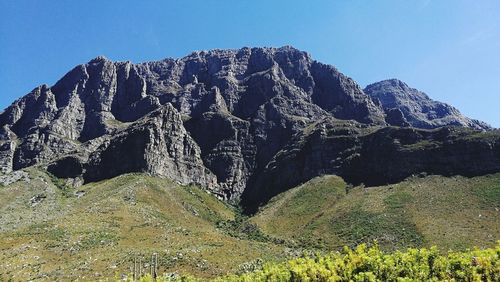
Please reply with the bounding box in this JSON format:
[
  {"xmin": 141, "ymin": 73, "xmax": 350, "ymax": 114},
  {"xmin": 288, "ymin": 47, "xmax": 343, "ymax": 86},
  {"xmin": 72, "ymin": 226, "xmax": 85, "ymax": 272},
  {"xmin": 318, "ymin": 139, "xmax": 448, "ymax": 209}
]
[
  {"xmin": 241, "ymin": 119, "xmax": 500, "ymax": 211},
  {"xmin": 364, "ymin": 79, "xmax": 491, "ymax": 130},
  {"xmin": 0, "ymin": 47, "xmax": 385, "ymax": 200},
  {"xmin": 251, "ymin": 173, "xmax": 500, "ymax": 251},
  {"xmin": 0, "ymin": 169, "xmax": 286, "ymax": 280},
  {"xmin": 0, "ymin": 46, "xmax": 499, "ymax": 211},
  {"xmin": 1, "ymin": 46, "xmax": 500, "ymax": 280},
  {"xmin": 1, "ymin": 169, "xmax": 498, "ymax": 280}
]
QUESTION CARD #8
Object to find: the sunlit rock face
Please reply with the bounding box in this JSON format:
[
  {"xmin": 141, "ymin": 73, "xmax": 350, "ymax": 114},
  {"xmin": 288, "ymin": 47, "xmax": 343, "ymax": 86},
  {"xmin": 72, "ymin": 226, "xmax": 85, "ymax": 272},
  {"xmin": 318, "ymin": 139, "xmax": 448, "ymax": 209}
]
[
  {"xmin": 1, "ymin": 47, "xmax": 499, "ymax": 209},
  {"xmin": 365, "ymin": 79, "xmax": 491, "ymax": 130}
]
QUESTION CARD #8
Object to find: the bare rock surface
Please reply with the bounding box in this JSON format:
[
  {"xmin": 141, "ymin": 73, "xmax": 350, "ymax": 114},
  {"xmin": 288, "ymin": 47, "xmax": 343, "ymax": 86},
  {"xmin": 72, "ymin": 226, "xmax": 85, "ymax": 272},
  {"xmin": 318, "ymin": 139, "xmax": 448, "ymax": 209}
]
[
  {"xmin": 241, "ymin": 120, "xmax": 500, "ymax": 211},
  {"xmin": 0, "ymin": 170, "xmax": 30, "ymax": 186},
  {"xmin": 1, "ymin": 47, "xmax": 498, "ymax": 208},
  {"xmin": 365, "ymin": 79, "xmax": 491, "ymax": 130}
]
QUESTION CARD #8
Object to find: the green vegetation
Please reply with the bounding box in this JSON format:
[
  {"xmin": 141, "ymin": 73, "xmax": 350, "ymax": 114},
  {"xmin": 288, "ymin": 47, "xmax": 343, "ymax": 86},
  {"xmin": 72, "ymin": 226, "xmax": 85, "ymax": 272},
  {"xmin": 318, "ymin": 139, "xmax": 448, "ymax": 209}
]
[
  {"xmin": 251, "ymin": 175, "xmax": 346, "ymax": 245},
  {"xmin": 134, "ymin": 242, "xmax": 500, "ymax": 281},
  {"xmin": 383, "ymin": 191, "xmax": 413, "ymax": 209},
  {"xmin": 330, "ymin": 190, "xmax": 423, "ymax": 249},
  {"xmin": 216, "ymin": 214, "xmax": 270, "ymax": 243},
  {"xmin": 401, "ymin": 139, "xmax": 439, "ymax": 150},
  {"xmin": 330, "ymin": 204, "xmax": 423, "ymax": 249},
  {"xmin": 252, "ymin": 174, "xmax": 500, "ymax": 251},
  {"xmin": 463, "ymin": 129, "xmax": 500, "ymax": 142},
  {"xmin": 473, "ymin": 178, "xmax": 500, "ymax": 208},
  {"xmin": 47, "ymin": 171, "xmax": 74, "ymax": 197},
  {"xmin": 0, "ymin": 171, "xmax": 285, "ymax": 281},
  {"xmin": 0, "ymin": 170, "xmax": 499, "ymax": 280},
  {"xmin": 79, "ymin": 230, "xmax": 119, "ymax": 250}
]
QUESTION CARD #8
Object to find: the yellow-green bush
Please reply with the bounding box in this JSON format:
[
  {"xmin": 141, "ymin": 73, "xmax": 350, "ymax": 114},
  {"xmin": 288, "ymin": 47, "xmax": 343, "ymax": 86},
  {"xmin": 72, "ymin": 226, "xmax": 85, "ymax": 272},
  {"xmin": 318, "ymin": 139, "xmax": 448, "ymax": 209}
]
[{"xmin": 133, "ymin": 242, "xmax": 499, "ymax": 282}]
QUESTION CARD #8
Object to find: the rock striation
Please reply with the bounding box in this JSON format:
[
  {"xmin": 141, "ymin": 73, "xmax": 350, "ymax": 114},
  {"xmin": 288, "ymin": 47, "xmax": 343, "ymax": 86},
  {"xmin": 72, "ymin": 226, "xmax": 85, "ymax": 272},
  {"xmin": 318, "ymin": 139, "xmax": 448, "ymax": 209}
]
[
  {"xmin": 241, "ymin": 119, "xmax": 500, "ymax": 211},
  {"xmin": 0, "ymin": 47, "xmax": 499, "ymax": 210},
  {"xmin": 365, "ymin": 79, "xmax": 491, "ymax": 130}
]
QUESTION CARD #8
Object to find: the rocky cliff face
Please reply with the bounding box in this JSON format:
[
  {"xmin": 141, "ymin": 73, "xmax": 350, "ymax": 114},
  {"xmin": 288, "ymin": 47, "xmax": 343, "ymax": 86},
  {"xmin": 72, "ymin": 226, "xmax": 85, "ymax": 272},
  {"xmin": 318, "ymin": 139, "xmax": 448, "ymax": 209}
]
[
  {"xmin": 365, "ymin": 79, "xmax": 491, "ymax": 130},
  {"xmin": 241, "ymin": 119, "xmax": 500, "ymax": 211},
  {"xmin": 1, "ymin": 47, "xmax": 498, "ymax": 209},
  {"xmin": 0, "ymin": 47, "xmax": 385, "ymax": 200}
]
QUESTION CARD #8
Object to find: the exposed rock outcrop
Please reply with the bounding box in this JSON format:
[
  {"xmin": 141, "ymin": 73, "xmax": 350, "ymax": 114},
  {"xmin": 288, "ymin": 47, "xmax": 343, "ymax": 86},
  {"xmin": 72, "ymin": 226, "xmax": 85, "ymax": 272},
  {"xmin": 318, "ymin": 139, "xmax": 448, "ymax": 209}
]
[
  {"xmin": 0, "ymin": 47, "xmax": 387, "ymax": 200},
  {"xmin": 241, "ymin": 120, "xmax": 500, "ymax": 211},
  {"xmin": 83, "ymin": 104, "xmax": 218, "ymax": 191},
  {"xmin": 0, "ymin": 47, "xmax": 498, "ymax": 209},
  {"xmin": 365, "ymin": 79, "xmax": 491, "ymax": 130}
]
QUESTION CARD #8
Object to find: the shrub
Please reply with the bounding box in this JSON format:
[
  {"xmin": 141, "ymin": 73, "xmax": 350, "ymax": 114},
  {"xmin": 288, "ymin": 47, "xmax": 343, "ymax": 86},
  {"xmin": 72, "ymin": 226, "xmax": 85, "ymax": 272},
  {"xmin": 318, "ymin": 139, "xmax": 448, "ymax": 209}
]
[{"xmin": 132, "ymin": 241, "xmax": 500, "ymax": 281}]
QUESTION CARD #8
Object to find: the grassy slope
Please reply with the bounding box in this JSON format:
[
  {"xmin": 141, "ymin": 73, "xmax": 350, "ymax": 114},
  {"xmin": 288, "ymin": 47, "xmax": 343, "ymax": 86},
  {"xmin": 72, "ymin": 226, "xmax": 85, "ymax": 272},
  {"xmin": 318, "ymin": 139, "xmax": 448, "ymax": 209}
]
[
  {"xmin": 0, "ymin": 170, "xmax": 499, "ymax": 281},
  {"xmin": 252, "ymin": 173, "xmax": 500, "ymax": 251},
  {"xmin": 0, "ymin": 170, "xmax": 286, "ymax": 281}
]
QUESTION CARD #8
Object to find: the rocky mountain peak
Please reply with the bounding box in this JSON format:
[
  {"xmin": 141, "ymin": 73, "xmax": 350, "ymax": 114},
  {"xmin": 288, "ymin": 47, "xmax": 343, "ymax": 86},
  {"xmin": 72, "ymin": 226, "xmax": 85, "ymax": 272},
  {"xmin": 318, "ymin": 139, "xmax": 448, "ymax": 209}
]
[
  {"xmin": 1, "ymin": 47, "xmax": 498, "ymax": 209},
  {"xmin": 364, "ymin": 79, "xmax": 491, "ymax": 130},
  {"xmin": 366, "ymin": 79, "xmax": 431, "ymax": 105},
  {"xmin": 88, "ymin": 55, "xmax": 110, "ymax": 63}
]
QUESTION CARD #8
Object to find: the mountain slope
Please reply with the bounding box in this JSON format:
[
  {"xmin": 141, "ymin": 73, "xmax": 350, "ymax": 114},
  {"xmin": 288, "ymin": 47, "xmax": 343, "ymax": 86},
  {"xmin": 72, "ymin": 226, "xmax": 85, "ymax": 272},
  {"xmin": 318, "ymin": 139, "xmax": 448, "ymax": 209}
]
[
  {"xmin": 0, "ymin": 47, "xmax": 385, "ymax": 201},
  {"xmin": 0, "ymin": 47, "xmax": 498, "ymax": 208},
  {"xmin": 365, "ymin": 79, "xmax": 491, "ymax": 130},
  {"xmin": 252, "ymin": 173, "xmax": 500, "ymax": 251},
  {"xmin": 1, "ymin": 169, "xmax": 498, "ymax": 280},
  {"xmin": 0, "ymin": 169, "xmax": 286, "ymax": 281},
  {"xmin": 242, "ymin": 119, "xmax": 500, "ymax": 211}
]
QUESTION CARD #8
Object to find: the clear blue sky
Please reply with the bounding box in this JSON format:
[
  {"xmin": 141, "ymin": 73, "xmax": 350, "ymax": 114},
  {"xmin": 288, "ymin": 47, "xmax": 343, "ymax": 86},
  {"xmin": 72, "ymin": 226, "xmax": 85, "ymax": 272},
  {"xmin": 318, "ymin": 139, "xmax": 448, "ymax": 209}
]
[{"xmin": 1, "ymin": 0, "xmax": 499, "ymax": 127}]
